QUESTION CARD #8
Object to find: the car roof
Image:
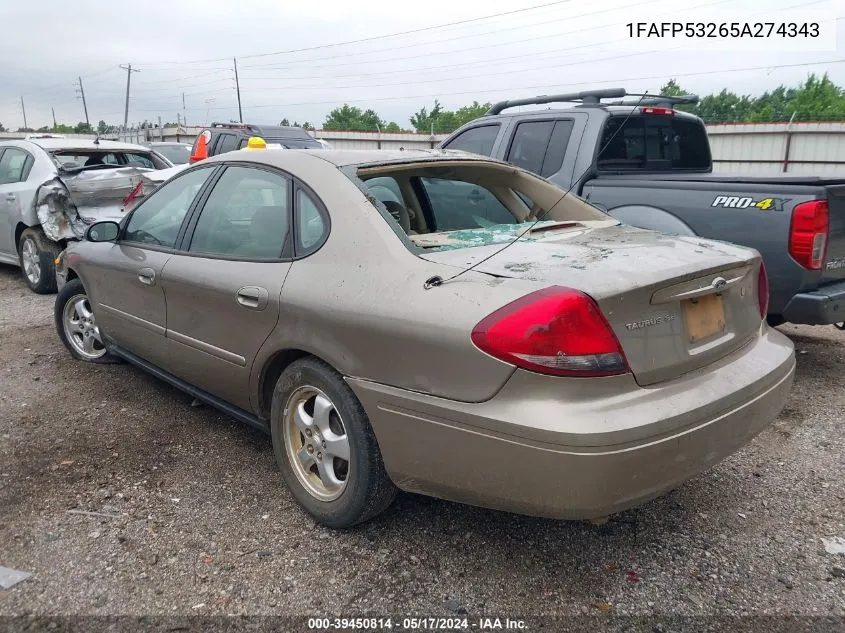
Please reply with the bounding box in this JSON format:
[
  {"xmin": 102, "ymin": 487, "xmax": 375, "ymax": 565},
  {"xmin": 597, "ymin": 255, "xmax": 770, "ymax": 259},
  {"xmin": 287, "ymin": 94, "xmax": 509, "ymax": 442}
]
[
  {"xmin": 149, "ymin": 142, "xmax": 191, "ymax": 147},
  {"xmin": 5, "ymin": 138, "xmax": 155, "ymax": 152},
  {"xmin": 204, "ymin": 148, "xmax": 501, "ymax": 170}
]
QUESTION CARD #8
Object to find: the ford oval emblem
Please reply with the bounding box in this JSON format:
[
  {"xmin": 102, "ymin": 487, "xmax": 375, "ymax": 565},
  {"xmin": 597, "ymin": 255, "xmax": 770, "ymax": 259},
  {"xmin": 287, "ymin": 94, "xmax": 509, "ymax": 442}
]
[{"xmin": 712, "ymin": 276, "xmax": 727, "ymax": 289}]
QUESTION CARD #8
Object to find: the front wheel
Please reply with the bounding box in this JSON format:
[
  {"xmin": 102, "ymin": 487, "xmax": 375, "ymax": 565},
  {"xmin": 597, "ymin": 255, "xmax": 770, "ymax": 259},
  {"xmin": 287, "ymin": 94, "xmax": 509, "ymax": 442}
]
[
  {"xmin": 54, "ymin": 279, "xmax": 121, "ymax": 364},
  {"xmin": 271, "ymin": 357, "xmax": 397, "ymax": 528}
]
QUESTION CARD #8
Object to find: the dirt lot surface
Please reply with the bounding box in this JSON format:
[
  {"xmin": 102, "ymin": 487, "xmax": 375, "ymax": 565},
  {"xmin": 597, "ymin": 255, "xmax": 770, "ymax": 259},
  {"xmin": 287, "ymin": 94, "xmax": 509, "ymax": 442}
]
[{"xmin": 1, "ymin": 263, "xmax": 844, "ymax": 630}]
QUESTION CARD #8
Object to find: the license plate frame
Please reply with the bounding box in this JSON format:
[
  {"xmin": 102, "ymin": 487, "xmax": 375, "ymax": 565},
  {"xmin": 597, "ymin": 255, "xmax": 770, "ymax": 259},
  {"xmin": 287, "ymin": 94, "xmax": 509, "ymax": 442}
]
[{"xmin": 683, "ymin": 293, "xmax": 727, "ymax": 344}]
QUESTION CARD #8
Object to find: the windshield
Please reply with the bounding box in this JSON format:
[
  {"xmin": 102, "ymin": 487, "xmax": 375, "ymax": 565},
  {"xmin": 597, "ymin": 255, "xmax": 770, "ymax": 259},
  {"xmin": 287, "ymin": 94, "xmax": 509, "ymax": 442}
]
[
  {"xmin": 51, "ymin": 149, "xmax": 169, "ymax": 172},
  {"xmin": 152, "ymin": 145, "xmax": 191, "ymax": 164},
  {"xmin": 355, "ymin": 161, "xmax": 613, "ymax": 251},
  {"xmin": 596, "ymin": 114, "xmax": 711, "ymax": 171}
]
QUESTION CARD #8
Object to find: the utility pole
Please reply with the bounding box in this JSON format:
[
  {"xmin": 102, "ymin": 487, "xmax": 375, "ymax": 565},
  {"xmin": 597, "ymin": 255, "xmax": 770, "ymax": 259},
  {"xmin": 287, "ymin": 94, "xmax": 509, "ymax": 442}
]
[
  {"xmin": 20, "ymin": 96, "xmax": 28, "ymax": 131},
  {"xmin": 119, "ymin": 63, "xmax": 140, "ymax": 131},
  {"xmin": 52, "ymin": 108, "xmax": 57, "ymax": 130},
  {"xmin": 75, "ymin": 76, "xmax": 90, "ymax": 126},
  {"xmin": 233, "ymin": 57, "xmax": 243, "ymax": 123},
  {"xmin": 182, "ymin": 92, "xmax": 186, "ymax": 127}
]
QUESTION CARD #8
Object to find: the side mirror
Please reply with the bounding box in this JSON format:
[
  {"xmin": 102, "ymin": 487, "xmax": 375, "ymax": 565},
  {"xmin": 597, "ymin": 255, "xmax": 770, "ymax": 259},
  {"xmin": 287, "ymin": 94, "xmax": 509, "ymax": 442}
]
[{"xmin": 86, "ymin": 221, "xmax": 120, "ymax": 242}]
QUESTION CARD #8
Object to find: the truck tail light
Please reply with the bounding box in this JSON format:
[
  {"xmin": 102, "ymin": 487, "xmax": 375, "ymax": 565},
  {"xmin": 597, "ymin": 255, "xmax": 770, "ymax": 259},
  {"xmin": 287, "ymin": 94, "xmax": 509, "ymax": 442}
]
[
  {"xmin": 471, "ymin": 287, "xmax": 629, "ymax": 378},
  {"xmin": 641, "ymin": 107, "xmax": 673, "ymax": 115},
  {"xmin": 757, "ymin": 261, "xmax": 769, "ymax": 320},
  {"xmin": 789, "ymin": 200, "xmax": 828, "ymax": 270}
]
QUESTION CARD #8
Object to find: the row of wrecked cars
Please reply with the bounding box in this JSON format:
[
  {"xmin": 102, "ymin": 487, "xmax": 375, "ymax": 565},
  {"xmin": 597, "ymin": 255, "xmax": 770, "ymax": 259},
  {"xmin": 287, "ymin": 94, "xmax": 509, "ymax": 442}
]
[{"xmin": 0, "ymin": 135, "xmax": 189, "ymax": 293}]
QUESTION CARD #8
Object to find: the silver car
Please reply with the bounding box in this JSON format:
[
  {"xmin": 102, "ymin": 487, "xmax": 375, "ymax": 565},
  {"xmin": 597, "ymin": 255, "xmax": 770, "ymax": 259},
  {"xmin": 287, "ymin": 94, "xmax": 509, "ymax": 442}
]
[
  {"xmin": 0, "ymin": 136, "xmax": 172, "ymax": 293},
  {"xmin": 54, "ymin": 148, "xmax": 795, "ymax": 528}
]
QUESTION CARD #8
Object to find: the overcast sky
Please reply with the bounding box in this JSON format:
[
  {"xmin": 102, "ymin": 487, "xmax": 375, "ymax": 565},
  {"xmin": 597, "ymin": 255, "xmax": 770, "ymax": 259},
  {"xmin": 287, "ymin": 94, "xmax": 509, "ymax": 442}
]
[{"xmin": 0, "ymin": 0, "xmax": 842, "ymax": 130}]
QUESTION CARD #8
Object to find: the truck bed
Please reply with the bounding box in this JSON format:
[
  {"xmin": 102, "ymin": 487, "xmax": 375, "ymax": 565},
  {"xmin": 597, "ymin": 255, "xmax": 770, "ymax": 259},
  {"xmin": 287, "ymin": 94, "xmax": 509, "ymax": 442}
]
[{"xmin": 581, "ymin": 174, "xmax": 845, "ymax": 323}]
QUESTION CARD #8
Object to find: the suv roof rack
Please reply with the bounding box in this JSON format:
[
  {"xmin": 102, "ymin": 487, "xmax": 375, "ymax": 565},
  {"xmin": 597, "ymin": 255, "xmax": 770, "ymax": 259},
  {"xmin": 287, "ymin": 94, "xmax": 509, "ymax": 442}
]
[
  {"xmin": 486, "ymin": 89, "xmax": 627, "ymax": 115},
  {"xmin": 485, "ymin": 89, "xmax": 700, "ymax": 115},
  {"xmin": 210, "ymin": 122, "xmax": 253, "ymax": 129}
]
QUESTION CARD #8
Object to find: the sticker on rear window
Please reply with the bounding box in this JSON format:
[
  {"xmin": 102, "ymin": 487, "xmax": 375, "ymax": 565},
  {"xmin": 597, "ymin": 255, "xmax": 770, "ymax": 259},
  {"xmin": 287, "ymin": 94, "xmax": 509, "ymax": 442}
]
[{"xmin": 711, "ymin": 195, "xmax": 788, "ymax": 212}]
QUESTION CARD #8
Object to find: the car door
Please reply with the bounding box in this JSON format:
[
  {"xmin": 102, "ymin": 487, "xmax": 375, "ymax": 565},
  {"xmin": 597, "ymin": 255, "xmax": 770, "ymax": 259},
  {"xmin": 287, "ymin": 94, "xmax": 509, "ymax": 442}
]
[
  {"xmin": 81, "ymin": 166, "xmax": 218, "ymax": 368},
  {"xmin": 0, "ymin": 147, "xmax": 36, "ymax": 259},
  {"xmin": 160, "ymin": 164, "xmax": 294, "ymax": 411}
]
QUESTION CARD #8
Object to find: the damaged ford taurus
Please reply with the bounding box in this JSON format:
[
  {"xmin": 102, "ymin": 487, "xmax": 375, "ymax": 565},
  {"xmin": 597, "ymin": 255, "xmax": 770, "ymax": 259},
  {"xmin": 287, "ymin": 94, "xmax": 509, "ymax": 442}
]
[
  {"xmin": 0, "ymin": 136, "xmax": 172, "ymax": 293},
  {"xmin": 54, "ymin": 148, "xmax": 795, "ymax": 528}
]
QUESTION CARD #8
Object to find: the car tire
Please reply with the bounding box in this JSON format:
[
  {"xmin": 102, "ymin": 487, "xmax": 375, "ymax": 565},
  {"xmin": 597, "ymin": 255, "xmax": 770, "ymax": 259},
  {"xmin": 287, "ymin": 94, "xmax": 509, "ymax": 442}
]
[
  {"xmin": 271, "ymin": 357, "xmax": 397, "ymax": 528},
  {"xmin": 54, "ymin": 278, "xmax": 121, "ymax": 364},
  {"xmin": 18, "ymin": 227, "xmax": 61, "ymax": 294}
]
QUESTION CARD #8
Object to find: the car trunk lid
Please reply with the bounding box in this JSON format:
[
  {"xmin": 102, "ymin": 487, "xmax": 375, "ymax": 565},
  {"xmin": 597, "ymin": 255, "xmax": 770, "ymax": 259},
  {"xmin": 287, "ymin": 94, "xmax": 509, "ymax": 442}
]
[{"xmin": 419, "ymin": 224, "xmax": 763, "ymax": 386}]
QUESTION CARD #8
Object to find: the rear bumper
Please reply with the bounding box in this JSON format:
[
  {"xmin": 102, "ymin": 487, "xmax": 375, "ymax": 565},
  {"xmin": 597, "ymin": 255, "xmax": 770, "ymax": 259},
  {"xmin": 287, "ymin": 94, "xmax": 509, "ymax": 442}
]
[
  {"xmin": 781, "ymin": 279, "xmax": 845, "ymax": 325},
  {"xmin": 348, "ymin": 328, "xmax": 795, "ymax": 520}
]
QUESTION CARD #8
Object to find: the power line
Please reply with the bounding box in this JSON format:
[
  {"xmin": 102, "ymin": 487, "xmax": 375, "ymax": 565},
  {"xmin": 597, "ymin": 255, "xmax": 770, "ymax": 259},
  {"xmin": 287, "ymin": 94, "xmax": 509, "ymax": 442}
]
[
  {"xmin": 238, "ymin": 0, "xmax": 665, "ymax": 72},
  {"xmin": 203, "ymin": 57, "xmax": 845, "ymax": 111},
  {"xmin": 136, "ymin": 0, "xmax": 573, "ymax": 66}
]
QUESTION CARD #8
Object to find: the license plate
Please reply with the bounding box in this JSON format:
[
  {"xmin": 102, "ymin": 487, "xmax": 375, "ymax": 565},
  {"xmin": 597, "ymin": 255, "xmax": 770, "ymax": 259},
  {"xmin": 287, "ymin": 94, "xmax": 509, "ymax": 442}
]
[{"xmin": 683, "ymin": 293, "xmax": 727, "ymax": 343}]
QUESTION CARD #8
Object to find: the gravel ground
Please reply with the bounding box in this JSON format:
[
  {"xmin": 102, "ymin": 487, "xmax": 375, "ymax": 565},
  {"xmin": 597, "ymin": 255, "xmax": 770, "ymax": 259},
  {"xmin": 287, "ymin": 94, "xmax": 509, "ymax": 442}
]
[{"xmin": 1, "ymin": 263, "xmax": 844, "ymax": 630}]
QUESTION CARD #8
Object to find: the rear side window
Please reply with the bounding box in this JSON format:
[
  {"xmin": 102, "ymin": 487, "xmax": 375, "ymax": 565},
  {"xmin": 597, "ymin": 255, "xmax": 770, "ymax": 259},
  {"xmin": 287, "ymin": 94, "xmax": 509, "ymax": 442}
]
[
  {"xmin": 215, "ymin": 134, "xmax": 238, "ymax": 155},
  {"xmin": 189, "ymin": 166, "xmax": 291, "ymax": 259},
  {"xmin": 507, "ymin": 121, "xmax": 554, "ymax": 174},
  {"xmin": 420, "ymin": 177, "xmax": 515, "ymax": 231},
  {"xmin": 597, "ymin": 115, "xmax": 710, "ymax": 171},
  {"xmin": 540, "ymin": 120, "xmax": 574, "ymax": 177},
  {"xmin": 0, "ymin": 148, "xmax": 33, "ymax": 184},
  {"xmin": 442, "ymin": 125, "xmax": 499, "ymax": 156}
]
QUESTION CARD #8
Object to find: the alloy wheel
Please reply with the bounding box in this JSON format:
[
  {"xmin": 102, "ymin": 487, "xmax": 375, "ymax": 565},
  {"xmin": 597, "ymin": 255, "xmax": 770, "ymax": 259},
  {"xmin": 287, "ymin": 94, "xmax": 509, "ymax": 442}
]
[
  {"xmin": 63, "ymin": 294, "xmax": 107, "ymax": 360},
  {"xmin": 21, "ymin": 238, "xmax": 41, "ymax": 286},
  {"xmin": 283, "ymin": 386, "xmax": 351, "ymax": 501}
]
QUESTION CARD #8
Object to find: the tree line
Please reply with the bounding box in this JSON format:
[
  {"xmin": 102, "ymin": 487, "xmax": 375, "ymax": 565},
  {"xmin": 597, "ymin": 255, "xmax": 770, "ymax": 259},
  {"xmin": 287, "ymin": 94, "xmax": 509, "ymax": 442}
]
[
  {"xmin": 314, "ymin": 73, "xmax": 845, "ymax": 132},
  {"xmin": 3, "ymin": 73, "xmax": 842, "ymax": 135}
]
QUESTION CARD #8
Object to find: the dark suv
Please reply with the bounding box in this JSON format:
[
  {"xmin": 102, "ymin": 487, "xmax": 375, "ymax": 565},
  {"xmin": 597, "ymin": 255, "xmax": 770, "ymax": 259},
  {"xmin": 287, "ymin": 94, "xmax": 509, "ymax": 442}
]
[{"xmin": 191, "ymin": 122, "xmax": 323, "ymax": 158}]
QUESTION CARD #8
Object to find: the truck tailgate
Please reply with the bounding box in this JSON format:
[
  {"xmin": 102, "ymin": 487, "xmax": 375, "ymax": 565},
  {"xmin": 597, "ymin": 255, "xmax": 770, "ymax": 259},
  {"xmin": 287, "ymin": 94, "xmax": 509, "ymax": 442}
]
[{"xmin": 821, "ymin": 185, "xmax": 845, "ymax": 285}]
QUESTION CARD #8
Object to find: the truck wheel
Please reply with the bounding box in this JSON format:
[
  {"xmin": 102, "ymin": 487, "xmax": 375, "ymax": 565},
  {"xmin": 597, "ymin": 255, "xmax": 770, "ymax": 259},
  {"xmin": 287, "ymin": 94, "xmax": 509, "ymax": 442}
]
[{"xmin": 18, "ymin": 227, "xmax": 61, "ymax": 294}]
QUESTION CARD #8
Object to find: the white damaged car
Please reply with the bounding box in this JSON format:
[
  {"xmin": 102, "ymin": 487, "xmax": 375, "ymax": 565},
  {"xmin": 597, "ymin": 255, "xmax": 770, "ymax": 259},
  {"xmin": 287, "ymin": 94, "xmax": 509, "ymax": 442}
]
[{"xmin": 0, "ymin": 135, "xmax": 176, "ymax": 293}]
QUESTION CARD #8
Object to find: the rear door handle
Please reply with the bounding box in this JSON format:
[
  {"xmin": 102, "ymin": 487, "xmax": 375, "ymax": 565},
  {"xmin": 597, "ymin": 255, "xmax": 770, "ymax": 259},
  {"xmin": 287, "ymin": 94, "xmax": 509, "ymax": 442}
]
[
  {"xmin": 237, "ymin": 286, "xmax": 269, "ymax": 310},
  {"xmin": 138, "ymin": 267, "xmax": 156, "ymax": 286}
]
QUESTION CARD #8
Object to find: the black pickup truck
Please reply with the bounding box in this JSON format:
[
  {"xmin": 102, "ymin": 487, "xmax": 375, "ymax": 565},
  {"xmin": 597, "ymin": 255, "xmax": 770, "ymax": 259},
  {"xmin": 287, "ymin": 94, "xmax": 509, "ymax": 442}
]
[{"xmin": 440, "ymin": 88, "xmax": 845, "ymax": 327}]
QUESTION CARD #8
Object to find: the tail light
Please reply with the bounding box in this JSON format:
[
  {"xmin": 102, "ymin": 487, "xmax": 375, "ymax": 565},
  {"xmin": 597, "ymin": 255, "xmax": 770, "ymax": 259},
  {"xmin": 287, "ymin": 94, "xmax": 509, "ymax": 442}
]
[
  {"xmin": 122, "ymin": 181, "xmax": 144, "ymax": 210},
  {"xmin": 471, "ymin": 287, "xmax": 629, "ymax": 377},
  {"xmin": 641, "ymin": 106, "xmax": 673, "ymax": 115},
  {"xmin": 789, "ymin": 200, "xmax": 828, "ymax": 269},
  {"xmin": 757, "ymin": 261, "xmax": 769, "ymax": 320}
]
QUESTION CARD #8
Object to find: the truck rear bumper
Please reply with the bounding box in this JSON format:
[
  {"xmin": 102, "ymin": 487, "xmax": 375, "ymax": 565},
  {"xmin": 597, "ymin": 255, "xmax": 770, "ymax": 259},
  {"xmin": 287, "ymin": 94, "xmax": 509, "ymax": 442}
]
[{"xmin": 782, "ymin": 279, "xmax": 845, "ymax": 325}]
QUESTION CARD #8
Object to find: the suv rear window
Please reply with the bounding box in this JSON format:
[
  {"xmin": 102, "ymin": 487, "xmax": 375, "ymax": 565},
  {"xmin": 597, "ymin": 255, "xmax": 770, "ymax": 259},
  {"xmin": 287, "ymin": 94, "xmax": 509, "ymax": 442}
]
[{"xmin": 597, "ymin": 115, "xmax": 710, "ymax": 171}]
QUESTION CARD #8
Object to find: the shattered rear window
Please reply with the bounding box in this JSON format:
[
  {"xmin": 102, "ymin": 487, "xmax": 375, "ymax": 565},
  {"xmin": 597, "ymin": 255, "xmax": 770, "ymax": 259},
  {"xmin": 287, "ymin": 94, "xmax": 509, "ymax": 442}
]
[{"xmin": 354, "ymin": 160, "xmax": 611, "ymax": 252}]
